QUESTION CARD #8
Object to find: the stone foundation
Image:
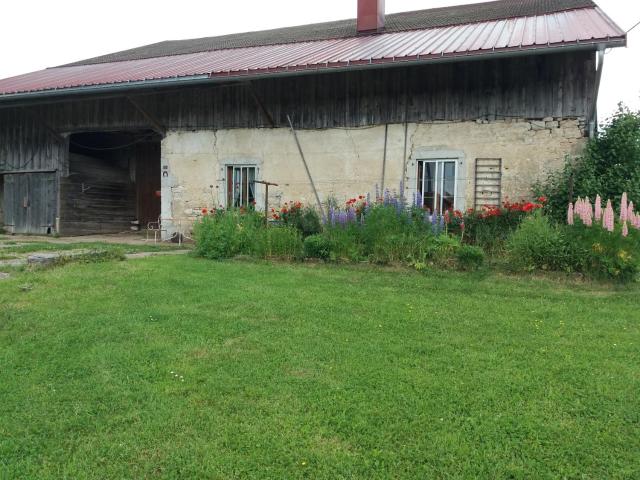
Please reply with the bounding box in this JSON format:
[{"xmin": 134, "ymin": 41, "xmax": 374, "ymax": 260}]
[{"xmin": 160, "ymin": 119, "xmax": 586, "ymax": 235}]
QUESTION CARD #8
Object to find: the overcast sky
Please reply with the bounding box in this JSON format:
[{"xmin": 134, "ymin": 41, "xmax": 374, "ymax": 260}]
[{"xmin": 1, "ymin": 0, "xmax": 638, "ymax": 119}]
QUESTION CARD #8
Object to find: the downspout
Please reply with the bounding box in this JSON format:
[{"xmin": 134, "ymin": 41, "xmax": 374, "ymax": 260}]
[
  {"xmin": 588, "ymin": 49, "xmax": 605, "ymax": 138},
  {"xmin": 380, "ymin": 124, "xmax": 388, "ymax": 191}
]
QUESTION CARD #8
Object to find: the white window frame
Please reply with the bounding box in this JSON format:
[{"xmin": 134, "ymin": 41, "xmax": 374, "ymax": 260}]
[
  {"xmin": 406, "ymin": 148, "xmax": 467, "ymax": 213},
  {"xmin": 417, "ymin": 159, "xmax": 458, "ymax": 214}
]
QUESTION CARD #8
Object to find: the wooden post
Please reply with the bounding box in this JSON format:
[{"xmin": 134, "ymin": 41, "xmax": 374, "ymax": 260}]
[
  {"xmin": 253, "ymin": 180, "xmax": 279, "ymax": 227},
  {"xmin": 286, "ymin": 115, "xmax": 326, "ymax": 220}
]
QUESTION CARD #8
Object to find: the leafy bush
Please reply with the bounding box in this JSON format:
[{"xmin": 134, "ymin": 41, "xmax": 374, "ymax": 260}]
[
  {"xmin": 535, "ymin": 107, "xmax": 640, "ymax": 222},
  {"xmin": 565, "ymin": 222, "xmax": 639, "ymax": 282},
  {"xmin": 506, "ymin": 213, "xmax": 573, "ymax": 271},
  {"xmin": 303, "ymin": 234, "xmax": 333, "ymax": 260},
  {"xmin": 456, "ymin": 245, "xmax": 485, "ymax": 271},
  {"xmin": 193, "ymin": 209, "xmax": 262, "ymax": 259},
  {"xmin": 463, "ymin": 200, "xmax": 544, "ymax": 253},
  {"xmin": 253, "ymin": 226, "xmax": 303, "ymax": 260},
  {"xmin": 507, "ymin": 205, "xmax": 639, "ymax": 282},
  {"xmin": 274, "ymin": 202, "xmax": 322, "ymax": 237}
]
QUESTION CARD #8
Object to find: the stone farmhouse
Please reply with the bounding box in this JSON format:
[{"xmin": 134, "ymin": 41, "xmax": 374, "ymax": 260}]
[{"xmin": 0, "ymin": 0, "xmax": 626, "ymax": 236}]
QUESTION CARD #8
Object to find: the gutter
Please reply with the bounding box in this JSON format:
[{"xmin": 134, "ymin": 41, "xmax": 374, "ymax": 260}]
[
  {"xmin": 588, "ymin": 48, "xmax": 606, "ymax": 138},
  {"xmin": 0, "ymin": 38, "xmax": 626, "ymax": 107}
]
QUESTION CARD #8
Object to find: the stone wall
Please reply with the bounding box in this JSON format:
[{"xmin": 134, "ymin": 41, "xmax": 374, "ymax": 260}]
[{"xmin": 160, "ymin": 118, "xmax": 586, "ymax": 235}]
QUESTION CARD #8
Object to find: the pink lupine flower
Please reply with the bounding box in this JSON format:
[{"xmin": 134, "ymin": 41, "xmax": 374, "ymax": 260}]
[
  {"xmin": 594, "ymin": 194, "xmax": 602, "ymax": 222},
  {"xmin": 620, "ymin": 192, "xmax": 628, "ymax": 222},
  {"xmin": 628, "ymin": 201, "xmax": 634, "ymax": 221},
  {"xmin": 622, "ymin": 221, "xmax": 629, "ymax": 237},
  {"xmin": 567, "ymin": 203, "xmax": 574, "ymax": 225},
  {"xmin": 585, "ymin": 198, "xmax": 593, "ymax": 226},
  {"xmin": 603, "ymin": 200, "xmax": 615, "ymax": 232}
]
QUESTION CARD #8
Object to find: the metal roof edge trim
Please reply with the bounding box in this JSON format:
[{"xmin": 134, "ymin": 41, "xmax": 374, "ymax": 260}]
[{"xmin": 0, "ymin": 39, "xmax": 625, "ymax": 105}]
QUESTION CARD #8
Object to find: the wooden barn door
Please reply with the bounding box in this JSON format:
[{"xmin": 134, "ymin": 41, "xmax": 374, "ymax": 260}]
[{"xmin": 3, "ymin": 173, "xmax": 56, "ymax": 234}]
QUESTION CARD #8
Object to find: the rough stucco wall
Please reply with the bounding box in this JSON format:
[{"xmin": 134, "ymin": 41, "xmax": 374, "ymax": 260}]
[{"xmin": 160, "ymin": 119, "xmax": 585, "ymax": 235}]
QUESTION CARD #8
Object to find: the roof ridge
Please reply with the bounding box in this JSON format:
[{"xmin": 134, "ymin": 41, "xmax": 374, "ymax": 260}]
[{"xmin": 60, "ymin": 0, "xmax": 597, "ymax": 67}]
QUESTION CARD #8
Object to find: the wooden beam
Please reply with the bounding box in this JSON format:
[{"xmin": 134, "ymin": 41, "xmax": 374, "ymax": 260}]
[
  {"xmin": 286, "ymin": 114, "xmax": 325, "ymax": 219},
  {"xmin": 0, "ymin": 168, "xmax": 57, "ymax": 175},
  {"xmin": 246, "ymin": 82, "xmax": 275, "ymax": 127},
  {"xmin": 126, "ymin": 96, "xmax": 167, "ymax": 137}
]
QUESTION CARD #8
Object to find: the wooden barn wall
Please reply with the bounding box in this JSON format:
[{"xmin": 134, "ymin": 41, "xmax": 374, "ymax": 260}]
[
  {"xmin": 0, "ymin": 108, "xmax": 67, "ymax": 173},
  {"xmin": 17, "ymin": 51, "xmax": 595, "ymax": 133},
  {"xmin": 58, "ymin": 153, "xmax": 136, "ymax": 235}
]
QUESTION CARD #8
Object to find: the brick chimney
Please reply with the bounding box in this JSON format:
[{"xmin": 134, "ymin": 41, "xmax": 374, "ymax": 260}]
[{"xmin": 357, "ymin": 0, "xmax": 385, "ymax": 33}]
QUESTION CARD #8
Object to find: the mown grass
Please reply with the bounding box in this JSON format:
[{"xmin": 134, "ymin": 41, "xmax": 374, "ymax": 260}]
[{"xmin": 0, "ymin": 257, "xmax": 638, "ymax": 479}]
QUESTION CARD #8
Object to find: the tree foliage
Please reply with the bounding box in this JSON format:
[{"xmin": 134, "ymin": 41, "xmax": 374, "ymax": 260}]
[{"xmin": 534, "ymin": 105, "xmax": 640, "ymax": 221}]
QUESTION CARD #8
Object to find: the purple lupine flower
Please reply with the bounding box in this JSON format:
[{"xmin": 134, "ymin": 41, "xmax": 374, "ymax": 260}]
[
  {"xmin": 338, "ymin": 211, "xmax": 348, "ymax": 226},
  {"xmin": 329, "ymin": 206, "xmax": 336, "ymax": 227},
  {"xmin": 395, "ymin": 196, "xmax": 403, "ymax": 215},
  {"xmin": 375, "ymin": 184, "xmax": 380, "ymax": 203},
  {"xmin": 430, "ymin": 212, "xmax": 439, "ymax": 235},
  {"xmin": 347, "ymin": 207, "xmax": 357, "ymax": 223},
  {"xmin": 384, "ymin": 189, "xmax": 391, "ymax": 205}
]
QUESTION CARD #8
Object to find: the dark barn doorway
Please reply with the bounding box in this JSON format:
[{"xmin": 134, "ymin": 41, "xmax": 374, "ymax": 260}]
[{"xmin": 59, "ymin": 130, "xmax": 161, "ymax": 236}]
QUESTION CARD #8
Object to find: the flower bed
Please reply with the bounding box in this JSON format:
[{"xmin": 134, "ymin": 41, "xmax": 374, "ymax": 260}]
[{"xmin": 192, "ymin": 189, "xmax": 638, "ymax": 282}]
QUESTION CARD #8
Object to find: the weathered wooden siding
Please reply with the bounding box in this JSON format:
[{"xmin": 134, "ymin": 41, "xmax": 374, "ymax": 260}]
[
  {"xmin": 58, "ymin": 154, "xmax": 136, "ymax": 235},
  {"xmin": 0, "ymin": 108, "xmax": 67, "ymax": 172},
  {"xmin": 12, "ymin": 51, "xmax": 595, "ymax": 133},
  {"xmin": 2, "ymin": 172, "xmax": 57, "ymax": 234}
]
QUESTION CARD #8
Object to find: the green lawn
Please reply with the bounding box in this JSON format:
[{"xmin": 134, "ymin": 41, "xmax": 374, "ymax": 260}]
[{"xmin": 0, "ymin": 257, "xmax": 638, "ymax": 479}]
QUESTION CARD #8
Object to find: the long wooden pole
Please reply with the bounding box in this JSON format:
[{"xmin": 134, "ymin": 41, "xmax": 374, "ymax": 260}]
[{"xmin": 286, "ymin": 115, "xmax": 325, "ymax": 220}]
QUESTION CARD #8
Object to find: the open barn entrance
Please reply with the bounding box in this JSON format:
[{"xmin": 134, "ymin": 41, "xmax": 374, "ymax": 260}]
[
  {"xmin": 0, "ymin": 176, "xmax": 4, "ymax": 229},
  {"xmin": 59, "ymin": 130, "xmax": 161, "ymax": 236}
]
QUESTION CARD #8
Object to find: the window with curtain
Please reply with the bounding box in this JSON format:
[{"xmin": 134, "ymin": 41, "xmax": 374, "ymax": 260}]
[{"xmin": 226, "ymin": 166, "xmax": 256, "ymax": 208}]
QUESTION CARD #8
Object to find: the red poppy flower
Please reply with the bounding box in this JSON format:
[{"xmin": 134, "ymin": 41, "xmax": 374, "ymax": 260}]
[{"xmin": 201, "ymin": 208, "xmax": 208, "ymax": 215}]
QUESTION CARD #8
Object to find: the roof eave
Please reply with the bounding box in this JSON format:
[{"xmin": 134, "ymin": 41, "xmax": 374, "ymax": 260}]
[{"xmin": 0, "ymin": 38, "xmax": 626, "ymax": 106}]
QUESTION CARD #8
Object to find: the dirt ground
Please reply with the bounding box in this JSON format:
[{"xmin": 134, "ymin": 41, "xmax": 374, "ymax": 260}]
[{"xmin": 2, "ymin": 232, "xmax": 162, "ymax": 246}]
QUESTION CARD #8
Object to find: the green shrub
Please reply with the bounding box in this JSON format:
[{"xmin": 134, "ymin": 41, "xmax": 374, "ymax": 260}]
[
  {"xmin": 278, "ymin": 204, "xmax": 322, "ymax": 237},
  {"xmin": 193, "ymin": 210, "xmax": 262, "ymax": 259},
  {"xmin": 534, "ymin": 107, "xmax": 640, "ymax": 222},
  {"xmin": 456, "ymin": 245, "xmax": 485, "ymax": 271},
  {"xmin": 507, "ymin": 211, "xmax": 639, "ymax": 282},
  {"xmin": 425, "ymin": 235, "xmax": 461, "ymax": 269},
  {"xmin": 253, "ymin": 226, "xmax": 303, "ymax": 260},
  {"xmin": 463, "ymin": 209, "xmax": 529, "ymax": 253},
  {"xmin": 303, "ymin": 234, "xmax": 333, "ymax": 260},
  {"xmin": 323, "ymin": 227, "xmax": 364, "ymax": 262},
  {"xmin": 506, "ymin": 213, "xmax": 572, "ymax": 271},
  {"xmin": 564, "ymin": 222, "xmax": 639, "ymax": 282}
]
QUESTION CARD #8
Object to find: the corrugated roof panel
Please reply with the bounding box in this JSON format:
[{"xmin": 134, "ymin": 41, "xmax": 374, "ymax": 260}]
[{"xmin": 0, "ymin": 7, "xmax": 626, "ymax": 97}]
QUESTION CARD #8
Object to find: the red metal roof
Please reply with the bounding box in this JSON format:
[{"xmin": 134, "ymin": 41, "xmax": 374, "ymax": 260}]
[{"xmin": 0, "ymin": 6, "xmax": 625, "ymax": 98}]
